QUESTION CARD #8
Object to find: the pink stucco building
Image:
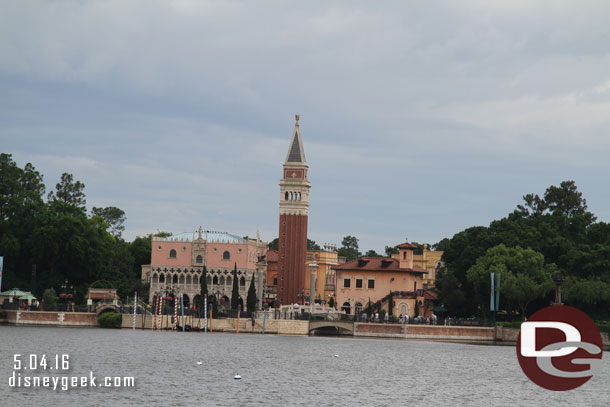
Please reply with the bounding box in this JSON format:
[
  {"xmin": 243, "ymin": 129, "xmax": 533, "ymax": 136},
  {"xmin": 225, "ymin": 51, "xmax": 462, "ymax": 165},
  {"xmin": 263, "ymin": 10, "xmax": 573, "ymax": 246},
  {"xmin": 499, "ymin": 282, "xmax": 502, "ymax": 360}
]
[
  {"xmin": 141, "ymin": 228, "xmax": 267, "ymax": 309},
  {"xmin": 332, "ymin": 242, "xmax": 428, "ymax": 317}
]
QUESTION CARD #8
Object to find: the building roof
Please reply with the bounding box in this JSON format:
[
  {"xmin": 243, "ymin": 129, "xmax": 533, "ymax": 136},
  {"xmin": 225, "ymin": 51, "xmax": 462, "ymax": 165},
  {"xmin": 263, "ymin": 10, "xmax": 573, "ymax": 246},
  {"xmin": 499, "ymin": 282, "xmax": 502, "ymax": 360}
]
[
  {"xmin": 266, "ymin": 249, "xmax": 279, "ymax": 262},
  {"xmin": 396, "ymin": 242, "xmax": 418, "ymax": 249},
  {"xmin": 156, "ymin": 231, "xmax": 248, "ymax": 244},
  {"xmin": 284, "ymin": 115, "xmax": 307, "ymax": 164},
  {"xmin": 332, "ymin": 257, "xmax": 427, "ymax": 274}
]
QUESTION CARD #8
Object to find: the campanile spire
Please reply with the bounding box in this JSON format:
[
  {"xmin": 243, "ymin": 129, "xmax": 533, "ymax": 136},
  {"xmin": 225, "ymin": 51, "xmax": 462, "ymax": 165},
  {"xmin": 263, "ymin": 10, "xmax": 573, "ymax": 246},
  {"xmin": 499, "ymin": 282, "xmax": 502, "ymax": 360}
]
[{"xmin": 277, "ymin": 114, "xmax": 311, "ymax": 305}]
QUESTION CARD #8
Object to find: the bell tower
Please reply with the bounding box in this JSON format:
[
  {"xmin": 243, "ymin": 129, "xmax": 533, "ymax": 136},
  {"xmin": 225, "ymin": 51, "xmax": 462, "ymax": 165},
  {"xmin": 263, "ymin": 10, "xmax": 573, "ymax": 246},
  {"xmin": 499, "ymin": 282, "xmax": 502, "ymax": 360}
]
[{"xmin": 278, "ymin": 114, "xmax": 310, "ymax": 305}]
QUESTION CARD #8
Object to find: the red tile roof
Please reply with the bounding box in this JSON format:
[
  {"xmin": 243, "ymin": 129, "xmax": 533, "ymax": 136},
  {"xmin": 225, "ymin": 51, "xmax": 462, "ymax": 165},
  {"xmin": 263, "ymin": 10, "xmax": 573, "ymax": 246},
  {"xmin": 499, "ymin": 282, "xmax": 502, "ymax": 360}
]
[
  {"xmin": 424, "ymin": 290, "xmax": 438, "ymax": 300},
  {"xmin": 332, "ymin": 257, "xmax": 427, "ymax": 274},
  {"xmin": 266, "ymin": 250, "xmax": 278, "ymax": 262},
  {"xmin": 396, "ymin": 242, "xmax": 418, "ymax": 249}
]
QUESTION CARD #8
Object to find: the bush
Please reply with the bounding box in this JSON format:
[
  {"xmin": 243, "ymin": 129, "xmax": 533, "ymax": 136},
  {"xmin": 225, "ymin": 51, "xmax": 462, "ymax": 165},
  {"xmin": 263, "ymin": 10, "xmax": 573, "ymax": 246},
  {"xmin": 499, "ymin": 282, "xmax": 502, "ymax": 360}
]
[
  {"xmin": 98, "ymin": 312, "xmax": 122, "ymax": 329},
  {"xmin": 42, "ymin": 288, "xmax": 58, "ymax": 307}
]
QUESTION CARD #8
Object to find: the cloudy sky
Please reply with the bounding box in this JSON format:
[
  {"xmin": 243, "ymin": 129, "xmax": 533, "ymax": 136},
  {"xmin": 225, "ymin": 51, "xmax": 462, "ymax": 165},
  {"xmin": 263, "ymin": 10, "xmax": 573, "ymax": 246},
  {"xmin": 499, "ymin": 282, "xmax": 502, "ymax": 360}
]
[{"xmin": 2, "ymin": 1, "xmax": 610, "ymax": 253}]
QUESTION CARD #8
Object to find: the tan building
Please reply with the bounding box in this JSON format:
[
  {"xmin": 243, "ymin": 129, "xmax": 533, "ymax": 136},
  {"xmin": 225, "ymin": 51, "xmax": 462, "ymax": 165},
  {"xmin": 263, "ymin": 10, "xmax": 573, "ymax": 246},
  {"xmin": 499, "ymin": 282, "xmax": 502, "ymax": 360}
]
[
  {"xmin": 265, "ymin": 244, "xmax": 345, "ymax": 306},
  {"xmin": 332, "ymin": 243, "xmax": 427, "ymax": 317},
  {"xmin": 393, "ymin": 244, "xmax": 444, "ymax": 288}
]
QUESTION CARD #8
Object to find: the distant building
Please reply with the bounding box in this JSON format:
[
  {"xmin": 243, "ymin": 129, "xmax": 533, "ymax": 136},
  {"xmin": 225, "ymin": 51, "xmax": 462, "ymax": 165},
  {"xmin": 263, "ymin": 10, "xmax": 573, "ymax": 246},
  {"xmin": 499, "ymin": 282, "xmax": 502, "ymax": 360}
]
[
  {"xmin": 264, "ymin": 244, "xmax": 345, "ymax": 307},
  {"xmin": 393, "ymin": 244, "xmax": 444, "ymax": 288},
  {"xmin": 142, "ymin": 228, "xmax": 266, "ymax": 310},
  {"xmin": 332, "ymin": 243, "xmax": 428, "ymax": 317}
]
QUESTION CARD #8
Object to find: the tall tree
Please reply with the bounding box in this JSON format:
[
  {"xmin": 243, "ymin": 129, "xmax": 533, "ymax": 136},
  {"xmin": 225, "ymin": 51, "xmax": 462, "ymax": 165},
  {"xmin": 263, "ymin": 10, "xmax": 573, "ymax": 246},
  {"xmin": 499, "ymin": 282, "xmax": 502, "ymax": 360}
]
[
  {"xmin": 307, "ymin": 238, "xmax": 320, "ymax": 250},
  {"xmin": 338, "ymin": 235, "xmax": 360, "ymax": 261},
  {"xmin": 384, "ymin": 246, "xmax": 399, "ymax": 257},
  {"xmin": 47, "ymin": 173, "xmax": 86, "ymax": 211},
  {"xmin": 267, "ymin": 238, "xmax": 279, "ymax": 250},
  {"xmin": 466, "ymin": 244, "xmax": 554, "ymax": 318},
  {"xmin": 91, "ymin": 206, "xmax": 126, "ymax": 238},
  {"xmin": 231, "ymin": 263, "xmax": 240, "ymax": 310},
  {"xmin": 246, "ymin": 274, "xmax": 257, "ymax": 313},
  {"xmin": 388, "ymin": 290, "xmax": 394, "ymax": 316}
]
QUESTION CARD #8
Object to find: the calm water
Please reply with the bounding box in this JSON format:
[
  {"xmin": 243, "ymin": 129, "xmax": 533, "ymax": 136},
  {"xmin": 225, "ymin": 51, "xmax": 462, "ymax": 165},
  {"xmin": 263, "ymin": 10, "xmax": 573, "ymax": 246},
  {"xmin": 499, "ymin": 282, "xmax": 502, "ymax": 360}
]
[{"xmin": 0, "ymin": 326, "xmax": 608, "ymax": 406}]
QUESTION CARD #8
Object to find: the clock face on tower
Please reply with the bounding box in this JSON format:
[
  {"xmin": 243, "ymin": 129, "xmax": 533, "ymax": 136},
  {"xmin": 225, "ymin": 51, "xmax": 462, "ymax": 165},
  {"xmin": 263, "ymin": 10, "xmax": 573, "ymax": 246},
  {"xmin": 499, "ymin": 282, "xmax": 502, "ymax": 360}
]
[{"xmin": 284, "ymin": 169, "xmax": 304, "ymax": 179}]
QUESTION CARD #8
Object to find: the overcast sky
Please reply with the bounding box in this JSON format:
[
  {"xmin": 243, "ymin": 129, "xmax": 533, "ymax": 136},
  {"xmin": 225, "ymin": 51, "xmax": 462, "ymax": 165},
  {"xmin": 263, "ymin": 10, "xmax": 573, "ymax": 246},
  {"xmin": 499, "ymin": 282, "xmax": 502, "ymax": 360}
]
[{"xmin": 2, "ymin": 1, "xmax": 610, "ymax": 253}]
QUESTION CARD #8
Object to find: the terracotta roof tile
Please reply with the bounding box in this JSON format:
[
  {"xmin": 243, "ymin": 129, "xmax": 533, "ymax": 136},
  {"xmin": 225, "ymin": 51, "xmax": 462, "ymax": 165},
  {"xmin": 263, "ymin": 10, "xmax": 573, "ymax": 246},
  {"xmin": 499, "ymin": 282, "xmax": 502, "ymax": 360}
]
[
  {"xmin": 396, "ymin": 242, "xmax": 418, "ymax": 249},
  {"xmin": 332, "ymin": 257, "xmax": 427, "ymax": 274}
]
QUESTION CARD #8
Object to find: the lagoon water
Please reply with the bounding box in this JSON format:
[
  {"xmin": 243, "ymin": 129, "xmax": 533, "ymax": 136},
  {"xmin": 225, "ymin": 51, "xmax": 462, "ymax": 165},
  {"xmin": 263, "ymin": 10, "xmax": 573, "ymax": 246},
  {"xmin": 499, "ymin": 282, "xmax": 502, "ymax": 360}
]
[{"xmin": 0, "ymin": 326, "xmax": 608, "ymax": 406}]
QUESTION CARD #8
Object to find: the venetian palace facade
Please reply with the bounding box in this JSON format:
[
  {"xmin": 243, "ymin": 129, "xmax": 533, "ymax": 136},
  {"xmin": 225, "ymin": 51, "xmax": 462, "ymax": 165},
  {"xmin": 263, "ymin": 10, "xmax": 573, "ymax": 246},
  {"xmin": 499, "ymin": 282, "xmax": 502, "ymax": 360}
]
[
  {"xmin": 277, "ymin": 115, "xmax": 311, "ymax": 305},
  {"xmin": 142, "ymin": 228, "xmax": 267, "ymax": 309}
]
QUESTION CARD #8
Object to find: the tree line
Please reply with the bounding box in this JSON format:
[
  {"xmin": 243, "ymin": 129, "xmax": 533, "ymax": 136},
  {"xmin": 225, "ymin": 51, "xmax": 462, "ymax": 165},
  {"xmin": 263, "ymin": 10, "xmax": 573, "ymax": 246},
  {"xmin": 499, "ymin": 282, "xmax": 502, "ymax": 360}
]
[{"xmin": 0, "ymin": 154, "xmax": 151, "ymax": 304}]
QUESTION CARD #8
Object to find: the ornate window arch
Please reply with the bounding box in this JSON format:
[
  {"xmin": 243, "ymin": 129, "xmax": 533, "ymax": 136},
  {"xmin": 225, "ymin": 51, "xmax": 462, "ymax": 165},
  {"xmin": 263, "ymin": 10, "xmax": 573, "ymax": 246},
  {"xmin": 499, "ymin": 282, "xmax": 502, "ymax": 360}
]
[
  {"xmin": 223, "ymin": 251, "xmax": 230, "ymax": 260},
  {"xmin": 169, "ymin": 249, "xmax": 177, "ymax": 258}
]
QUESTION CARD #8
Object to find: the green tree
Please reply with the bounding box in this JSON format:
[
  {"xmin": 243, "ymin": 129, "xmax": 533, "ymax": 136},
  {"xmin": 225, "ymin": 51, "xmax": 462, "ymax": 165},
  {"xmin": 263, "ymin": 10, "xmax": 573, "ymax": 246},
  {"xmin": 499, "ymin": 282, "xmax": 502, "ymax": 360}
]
[
  {"xmin": 47, "ymin": 173, "xmax": 86, "ymax": 211},
  {"xmin": 414, "ymin": 300, "xmax": 419, "ymax": 317},
  {"xmin": 384, "ymin": 246, "xmax": 399, "ymax": 257},
  {"xmin": 307, "ymin": 238, "xmax": 320, "ymax": 250},
  {"xmin": 42, "ymin": 288, "xmax": 58, "ymax": 307},
  {"xmin": 388, "ymin": 290, "xmax": 394, "ymax": 316},
  {"xmin": 267, "ymin": 238, "xmax": 279, "ymax": 250},
  {"xmin": 328, "ymin": 296, "xmax": 335, "ymax": 309},
  {"xmin": 365, "ymin": 249, "xmax": 382, "ymax": 257},
  {"xmin": 91, "ymin": 206, "xmax": 126, "ymax": 238},
  {"xmin": 246, "ymin": 274, "xmax": 257, "ymax": 313},
  {"xmin": 231, "ymin": 263, "xmax": 240, "ymax": 310},
  {"xmin": 466, "ymin": 244, "xmax": 554, "ymax": 318},
  {"xmin": 338, "ymin": 235, "xmax": 360, "ymax": 261}
]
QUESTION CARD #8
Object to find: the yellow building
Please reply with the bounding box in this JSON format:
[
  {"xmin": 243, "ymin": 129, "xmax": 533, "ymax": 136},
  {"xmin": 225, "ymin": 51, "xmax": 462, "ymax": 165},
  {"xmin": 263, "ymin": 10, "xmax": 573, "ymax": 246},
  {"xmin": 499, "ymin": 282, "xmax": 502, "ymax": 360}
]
[
  {"xmin": 393, "ymin": 244, "xmax": 443, "ymax": 289},
  {"xmin": 304, "ymin": 245, "xmax": 344, "ymax": 305}
]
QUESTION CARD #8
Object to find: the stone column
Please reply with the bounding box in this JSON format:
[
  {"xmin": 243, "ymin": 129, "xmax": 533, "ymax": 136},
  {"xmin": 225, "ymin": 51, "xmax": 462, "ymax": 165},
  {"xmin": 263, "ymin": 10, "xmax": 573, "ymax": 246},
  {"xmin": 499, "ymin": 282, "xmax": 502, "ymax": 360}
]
[{"xmin": 308, "ymin": 262, "xmax": 318, "ymax": 306}]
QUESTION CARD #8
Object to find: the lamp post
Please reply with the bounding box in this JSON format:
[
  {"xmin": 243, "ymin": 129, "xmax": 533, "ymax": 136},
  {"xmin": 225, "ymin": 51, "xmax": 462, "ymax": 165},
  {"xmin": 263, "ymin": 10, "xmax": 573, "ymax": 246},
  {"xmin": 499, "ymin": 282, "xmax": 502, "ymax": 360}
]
[
  {"xmin": 308, "ymin": 261, "xmax": 318, "ymax": 312},
  {"xmin": 552, "ymin": 274, "xmax": 565, "ymax": 305}
]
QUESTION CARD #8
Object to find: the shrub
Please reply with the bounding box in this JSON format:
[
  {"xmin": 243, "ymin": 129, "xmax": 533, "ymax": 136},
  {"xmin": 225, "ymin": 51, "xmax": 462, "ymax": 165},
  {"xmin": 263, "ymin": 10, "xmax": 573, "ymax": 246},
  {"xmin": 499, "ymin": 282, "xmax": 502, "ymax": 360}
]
[{"xmin": 98, "ymin": 312, "xmax": 122, "ymax": 329}]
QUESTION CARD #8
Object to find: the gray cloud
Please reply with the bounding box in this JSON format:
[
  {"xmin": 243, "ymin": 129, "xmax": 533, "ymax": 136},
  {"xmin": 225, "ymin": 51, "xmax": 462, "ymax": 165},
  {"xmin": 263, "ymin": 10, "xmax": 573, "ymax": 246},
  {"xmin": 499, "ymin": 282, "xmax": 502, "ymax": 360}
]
[{"xmin": 2, "ymin": 1, "xmax": 610, "ymax": 252}]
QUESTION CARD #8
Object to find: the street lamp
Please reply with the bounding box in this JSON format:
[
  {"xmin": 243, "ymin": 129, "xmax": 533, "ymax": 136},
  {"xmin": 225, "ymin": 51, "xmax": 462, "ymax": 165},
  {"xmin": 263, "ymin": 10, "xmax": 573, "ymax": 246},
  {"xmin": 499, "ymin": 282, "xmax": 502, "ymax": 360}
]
[{"xmin": 552, "ymin": 273, "xmax": 565, "ymax": 305}]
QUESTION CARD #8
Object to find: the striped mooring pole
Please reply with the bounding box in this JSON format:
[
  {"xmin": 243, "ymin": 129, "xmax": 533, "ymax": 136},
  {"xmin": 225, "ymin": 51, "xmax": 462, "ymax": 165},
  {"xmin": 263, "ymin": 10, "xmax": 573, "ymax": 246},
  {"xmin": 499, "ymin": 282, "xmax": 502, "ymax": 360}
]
[
  {"xmin": 132, "ymin": 291, "xmax": 137, "ymax": 330},
  {"xmin": 173, "ymin": 295, "xmax": 178, "ymax": 331}
]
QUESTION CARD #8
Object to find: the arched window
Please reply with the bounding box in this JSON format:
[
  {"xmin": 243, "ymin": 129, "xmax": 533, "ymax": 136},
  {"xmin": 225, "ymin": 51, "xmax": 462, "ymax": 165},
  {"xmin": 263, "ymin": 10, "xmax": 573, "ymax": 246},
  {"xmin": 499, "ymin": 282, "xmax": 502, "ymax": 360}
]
[
  {"xmin": 186, "ymin": 275, "xmax": 192, "ymax": 287},
  {"xmin": 206, "ymin": 276, "xmax": 211, "ymax": 285},
  {"xmin": 152, "ymin": 274, "xmax": 158, "ymax": 284},
  {"xmin": 213, "ymin": 276, "xmax": 218, "ymax": 285},
  {"xmin": 223, "ymin": 251, "xmax": 230, "ymax": 260},
  {"xmin": 169, "ymin": 249, "xmax": 177, "ymax": 258},
  {"xmin": 196, "ymin": 255, "xmax": 203, "ymax": 264},
  {"xmin": 298, "ymin": 192, "xmax": 301, "ymax": 201},
  {"xmin": 159, "ymin": 274, "xmax": 165, "ymax": 283},
  {"xmin": 172, "ymin": 275, "xmax": 178, "ymax": 284},
  {"xmin": 355, "ymin": 302, "xmax": 363, "ymax": 315},
  {"xmin": 227, "ymin": 276, "xmax": 232, "ymax": 286},
  {"xmin": 240, "ymin": 276, "xmax": 246, "ymax": 287},
  {"xmin": 285, "ymin": 192, "xmax": 288, "ymax": 200},
  {"xmin": 219, "ymin": 276, "xmax": 225, "ymax": 286},
  {"xmin": 342, "ymin": 302, "xmax": 351, "ymax": 314}
]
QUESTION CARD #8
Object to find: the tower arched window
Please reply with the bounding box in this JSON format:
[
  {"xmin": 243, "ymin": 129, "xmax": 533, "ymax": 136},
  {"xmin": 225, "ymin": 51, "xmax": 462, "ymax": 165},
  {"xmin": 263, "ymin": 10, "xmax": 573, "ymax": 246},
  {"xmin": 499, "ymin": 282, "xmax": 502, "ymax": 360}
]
[
  {"xmin": 223, "ymin": 251, "xmax": 230, "ymax": 260},
  {"xmin": 285, "ymin": 192, "xmax": 288, "ymax": 200},
  {"xmin": 196, "ymin": 255, "xmax": 203, "ymax": 264},
  {"xmin": 169, "ymin": 249, "xmax": 177, "ymax": 258}
]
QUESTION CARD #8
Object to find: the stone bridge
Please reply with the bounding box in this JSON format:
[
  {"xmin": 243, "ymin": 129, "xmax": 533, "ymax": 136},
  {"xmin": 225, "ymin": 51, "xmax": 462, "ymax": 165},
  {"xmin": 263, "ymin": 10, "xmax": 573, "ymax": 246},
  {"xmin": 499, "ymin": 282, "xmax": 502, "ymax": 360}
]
[
  {"xmin": 95, "ymin": 304, "xmax": 120, "ymax": 316},
  {"xmin": 309, "ymin": 320, "xmax": 355, "ymax": 334}
]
